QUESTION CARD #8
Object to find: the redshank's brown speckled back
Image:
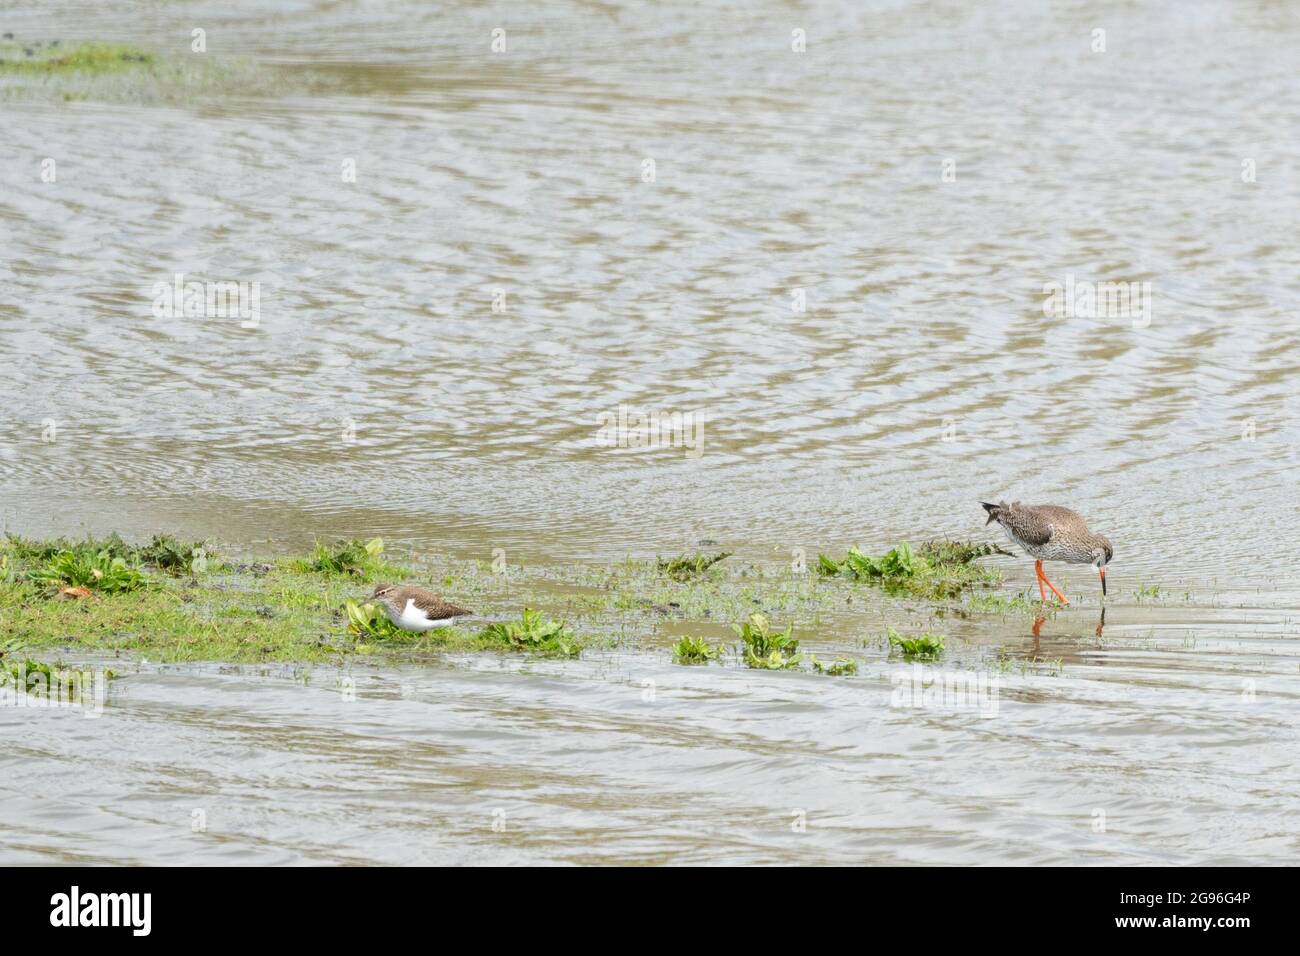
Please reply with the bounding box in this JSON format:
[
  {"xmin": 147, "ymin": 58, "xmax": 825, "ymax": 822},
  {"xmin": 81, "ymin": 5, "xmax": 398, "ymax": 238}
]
[{"xmin": 981, "ymin": 501, "xmax": 1113, "ymax": 604}]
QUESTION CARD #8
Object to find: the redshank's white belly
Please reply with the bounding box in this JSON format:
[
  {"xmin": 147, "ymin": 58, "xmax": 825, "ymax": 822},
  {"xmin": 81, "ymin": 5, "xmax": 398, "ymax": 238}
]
[{"xmin": 998, "ymin": 524, "xmax": 1080, "ymax": 563}]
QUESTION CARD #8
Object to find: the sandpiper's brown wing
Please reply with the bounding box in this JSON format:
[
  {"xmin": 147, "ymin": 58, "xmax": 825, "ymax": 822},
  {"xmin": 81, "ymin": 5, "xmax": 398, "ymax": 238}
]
[{"xmin": 394, "ymin": 586, "xmax": 471, "ymax": 620}]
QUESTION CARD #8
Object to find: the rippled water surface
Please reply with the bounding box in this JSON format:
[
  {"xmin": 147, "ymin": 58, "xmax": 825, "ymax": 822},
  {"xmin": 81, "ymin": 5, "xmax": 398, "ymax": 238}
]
[{"xmin": 2, "ymin": 0, "xmax": 1298, "ymax": 865}]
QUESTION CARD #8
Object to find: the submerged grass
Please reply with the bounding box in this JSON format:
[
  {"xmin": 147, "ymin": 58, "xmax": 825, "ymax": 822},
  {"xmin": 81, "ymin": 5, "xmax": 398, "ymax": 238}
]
[
  {"xmin": 0, "ymin": 41, "xmax": 153, "ymax": 74},
  {"xmin": 0, "ymin": 36, "xmax": 340, "ymax": 105},
  {"xmin": 965, "ymin": 591, "xmax": 1037, "ymax": 614},
  {"xmin": 1134, "ymin": 583, "xmax": 1162, "ymax": 602},
  {"xmin": 810, "ymin": 655, "xmax": 858, "ymax": 676},
  {"xmin": 886, "ymin": 628, "xmax": 946, "ymax": 661},
  {"xmin": 1, "ymin": 655, "xmax": 117, "ymax": 697},
  {"xmin": 0, "ymin": 531, "xmax": 1005, "ymax": 671},
  {"xmin": 657, "ymin": 551, "xmax": 731, "ymax": 581},
  {"xmin": 565, "ymin": 554, "xmax": 831, "ymax": 625}
]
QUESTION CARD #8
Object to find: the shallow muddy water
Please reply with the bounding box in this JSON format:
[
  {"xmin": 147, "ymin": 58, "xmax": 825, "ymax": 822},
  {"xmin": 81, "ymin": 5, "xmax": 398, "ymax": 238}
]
[
  {"xmin": 1, "ymin": 1, "xmax": 1298, "ymax": 864},
  {"xmin": 4, "ymin": 606, "xmax": 1298, "ymax": 866}
]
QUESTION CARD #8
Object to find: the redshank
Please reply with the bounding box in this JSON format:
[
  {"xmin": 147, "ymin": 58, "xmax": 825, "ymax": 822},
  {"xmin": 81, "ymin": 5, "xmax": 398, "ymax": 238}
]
[
  {"xmin": 370, "ymin": 584, "xmax": 472, "ymax": 632},
  {"xmin": 981, "ymin": 501, "xmax": 1112, "ymax": 604}
]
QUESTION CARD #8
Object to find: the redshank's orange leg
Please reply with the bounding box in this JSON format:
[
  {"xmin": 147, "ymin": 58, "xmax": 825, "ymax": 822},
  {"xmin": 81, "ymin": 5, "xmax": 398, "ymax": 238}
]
[
  {"xmin": 1034, "ymin": 561, "xmax": 1047, "ymax": 602},
  {"xmin": 1038, "ymin": 563, "xmax": 1070, "ymax": 605}
]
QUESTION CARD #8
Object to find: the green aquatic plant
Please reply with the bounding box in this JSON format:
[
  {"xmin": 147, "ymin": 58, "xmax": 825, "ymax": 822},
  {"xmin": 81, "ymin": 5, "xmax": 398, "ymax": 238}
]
[
  {"xmin": 1134, "ymin": 583, "xmax": 1161, "ymax": 601},
  {"xmin": 671, "ymin": 635, "xmax": 722, "ymax": 664},
  {"xmin": 27, "ymin": 549, "xmax": 147, "ymax": 593},
  {"xmin": 657, "ymin": 551, "xmax": 731, "ymax": 580},
  {"xmin": 4, "ymin": 532, "xmax": 135, "ymax": 563},
  {"xmin": 818, "ymin": 543, "xmax": 913, "ymax": 579},
  {"xmin": 886, "ymin": 628, "xmax": 945, "ymax": 661},
  {"xmin": 344, "ymin": 600, "xmax": 403, "ymax": 639},
  {"xmin": 5, "ymin": 532, "xmax": 211, "ymax": 576},
  {"xmin": 994, "ymin": 650, "xmax": 1064, "ymax": 677},
  {"xmin": 293, "ymin": 537, "xmax": 386, "ymax": 577},
  {"xmin": 810, "ymin": 655, "xmax": 858, "ymax": 676},
  {"xmin": 965, "ymin": 591, "xmax": 1035, "ymax": 614},
  {"xmin": 136, "ymin": 534, "xmax": 213, "ymax": 574},
  {"xmin": 0, "ymin": 41, "xmax": 154, "ymax": 75},
  {"xmin": 818, "ymin": 540, "xmax": 1002, "ymax": 598},
  {"xmin": 0, "ymin": 657, "xmax": 116, "ymax": 697},
  {"xmin": 734, "ymin": 612, "xmax": 801, "ymax": 670},
  {"xmin": 480, "ymin": 609, "xmax": 581, "ymax": 657},
  {"xmin": 0, "ymin": 37, "xmax": 353, "ymax": 108}
]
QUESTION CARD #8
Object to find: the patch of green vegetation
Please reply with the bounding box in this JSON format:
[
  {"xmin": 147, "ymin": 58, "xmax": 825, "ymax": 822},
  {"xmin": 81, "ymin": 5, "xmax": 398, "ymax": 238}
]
[
  {"xmin": 817, "ymin": 540, "xmax": 1002, "ymax": 599},
  {"xmin": 0, "ymin": 536, "xmax": 605, "ymax": 664},
  {"xmin": 0, "ymin": 656, "xmax": 117, "ymax": 698},
  {"xmin": 4, "ymin": 532, "xmax": 136, "ymax": 563},
  {"xmin": 0, "ymin": 41, "xmax": 154, "ymax": 75},
  {"xmin": 886, "ymin": 628, "xmax": 945, "ymax": 661},
  {"xmin": 5, "ymin": 532, "xmax": 213, "ymax": 576},
  {"xmin": 734, "ymin": 612, "xmax": 801, "ymax": 670},
  {"xmin": 0, "ymin": 577, "xmax": 338, "ymax": 663},
  {"xmin": 657, "ymin": 551, "xmax": 731, "ymax": 581},
  {"xmin": 965, "ymin": 591, "xmax": 1036, "ymax": 614},
  {"xmin": 818, "ymin": 543, "xmax": 915, "ymax": 579},
  {"xmin": 0, "ymin": 35, "xmax": 336, "ymax": 106},
  {"xmin": 0, "ymin": 530, "xmax": 995, "ymax": 669},
  {"xmin": 135, "ymin": 534, "xmax": 214, "ymax": 575},
  {"xmin": 568, "ymin": 555, "xmax": 829, "ymax": 625},
  {"xmin": 290, "ymin": 538, "xmax": 397, "ymax": 579},
  {"xmin": 810, "ymin": 655, "xmax": 858, "ymax": 676},
  {"xmin": 344, "ymin": 600, "xmax": 403, "ymax": 639},
  {"xmin": 1134, "ymin": 583, "xmax": 1161, "ymax": 601},
  {"xmin": 480, "ymin": 609, "xmax": 581, "ymax": 657},
  {"xmin": 27, "ymin": 549, "xmax": 148, "ymax": 593},
  {"xmin": 671, "ymin": 635, "xmax": 723, "ymax": 664},
  {"xmin": 994, "ymin": 650, "xmax": 1064, "ymax": 676}
]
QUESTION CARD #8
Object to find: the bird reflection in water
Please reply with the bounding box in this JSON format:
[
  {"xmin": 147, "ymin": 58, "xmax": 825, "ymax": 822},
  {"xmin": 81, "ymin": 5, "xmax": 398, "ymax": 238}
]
[{"xmin": 1031, "ymin": 607, "xmax": 1105, "ymax": 640}]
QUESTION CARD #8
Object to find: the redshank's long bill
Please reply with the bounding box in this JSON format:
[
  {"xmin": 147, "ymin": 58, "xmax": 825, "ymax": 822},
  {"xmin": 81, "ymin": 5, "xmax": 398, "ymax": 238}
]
[{"xmin": 981, "ymin": 501, "xmax": 1113, "ymax": 604}]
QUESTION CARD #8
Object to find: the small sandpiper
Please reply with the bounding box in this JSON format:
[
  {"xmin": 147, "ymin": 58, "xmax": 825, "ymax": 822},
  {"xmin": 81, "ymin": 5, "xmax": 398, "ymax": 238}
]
[
  {"xmin": 981, "ymin": 501, "xmax": 1113, "ymax": 604},
  {"xmin": 370, "ymin": 584, "xmax": 472, "ymax": 632}
]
